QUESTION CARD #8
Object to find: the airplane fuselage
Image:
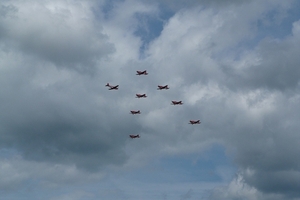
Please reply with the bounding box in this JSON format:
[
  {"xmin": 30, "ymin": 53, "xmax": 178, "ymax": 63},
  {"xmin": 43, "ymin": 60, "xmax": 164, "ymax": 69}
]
[
  {"xmin": 106, "ymin": 83, "xmax": 119, "ymax": 90},
  {"xmin": 189, "ymin": 120, "xmax": 201, "ymax": 124},
  {"xmin": 136, "ymin": 70, "xmax": 148, "ymax": 75},
  {"xmin": 171, "ymin": 101, "xmax": 183, "ymax": 105},
  {"xmin": 130, "ymin": 110, "xmax": 140, "ymax": 114},
  {"xmin": 129, "ymin": 134, "xmax": 140, "ymax": 138},
  {"xmin": 158, "ymin": 85, "xmax": 169, "ymax": 90},
  {"xmin": 136, "ymin": 94, "xmax": 147, "ymax": 98}
]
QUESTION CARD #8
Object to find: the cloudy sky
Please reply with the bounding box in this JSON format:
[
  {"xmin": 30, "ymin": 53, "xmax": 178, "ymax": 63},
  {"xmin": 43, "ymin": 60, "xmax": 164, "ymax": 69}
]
[{"xmin": 1, "ymin": 0, "xmax": 300, "ymax": 199}]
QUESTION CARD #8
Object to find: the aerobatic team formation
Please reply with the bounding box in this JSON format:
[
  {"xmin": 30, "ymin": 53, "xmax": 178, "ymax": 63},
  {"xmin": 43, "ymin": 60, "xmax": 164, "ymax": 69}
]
[{"xmin": 105, "ymin": 70, "xmax": 201, "ymax": 139}]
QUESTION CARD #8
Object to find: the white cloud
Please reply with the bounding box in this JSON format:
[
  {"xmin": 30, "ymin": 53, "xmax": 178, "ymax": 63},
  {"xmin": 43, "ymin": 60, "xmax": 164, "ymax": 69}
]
[
  {"xmin": 0, "ymin": 0, "xmax": 300, "ymax": 199},
  {"xmin": 0, "ymin": 0, "xmax": 113, "ymax": 72},
  {"xmin": 210, "ymin": 174, "xmax": 261, "ymax": 200}
]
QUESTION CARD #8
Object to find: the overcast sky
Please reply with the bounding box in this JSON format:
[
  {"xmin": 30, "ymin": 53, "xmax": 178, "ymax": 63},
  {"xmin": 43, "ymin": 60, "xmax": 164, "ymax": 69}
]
[{"xmin": 1, "ymin": 0, "xmax": 300, "ymax": 199}]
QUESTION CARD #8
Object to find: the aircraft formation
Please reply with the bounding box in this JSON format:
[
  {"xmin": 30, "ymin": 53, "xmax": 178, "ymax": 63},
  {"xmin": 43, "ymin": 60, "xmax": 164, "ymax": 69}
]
[{"xmin": 106, "ymin": 70, "xmax": 201, "ymax": 139}]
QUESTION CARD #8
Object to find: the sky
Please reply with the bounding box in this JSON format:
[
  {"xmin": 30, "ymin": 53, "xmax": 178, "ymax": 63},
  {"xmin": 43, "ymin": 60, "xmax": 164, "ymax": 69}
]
[{"xmin": 0, "ymin": 0, "xmax": 300, "ymax": 199}]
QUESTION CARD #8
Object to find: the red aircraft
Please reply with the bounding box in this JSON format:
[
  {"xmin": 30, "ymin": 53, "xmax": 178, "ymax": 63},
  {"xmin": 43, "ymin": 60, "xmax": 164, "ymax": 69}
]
[
  {"xmin": 136, "ymin": 70, "xmax": 148, "ymax": 75},
  {"xmin": 136, "ymin": 94, "xmax": 147, "ymax": 98},
  {"xmin": 105, "ymin": 83, "xmax": 119, "ymax": 90},
  {"xmin": 129, "ymin": 134, "xmax": 140, "ymax": 138},
  {"xmin": 157, "ymin": 85, "xmax": 169, "ymax": 90},
  {"xmin": 189, "ymin": 120, "xmax": 201, "ymax": 125},
  {"xmin": 130, "ymin": 110, "xmax": 141, "ymax": 114},
  {"xmin": 171, "ymin": 100, "xmax": 183, "ymax": 105}
]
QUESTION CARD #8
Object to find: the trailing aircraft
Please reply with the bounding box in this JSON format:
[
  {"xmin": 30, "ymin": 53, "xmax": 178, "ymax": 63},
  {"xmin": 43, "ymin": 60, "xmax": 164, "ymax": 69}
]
[
  {"xmin": 136, "ymin": 70, "xmax": 148, "ymax": 75},
  {"xmin": 130, "ymin": 110, "xmax": 141, "ymax": 114},
  {"xmin": 129, "ymin": 134, "xmax": 140, "ymax": 138},
  {"xmin": 136, "ymin": 94, "xmax": 147, "ymax": 98},
  {"xmin": 105, "ymin": 83, "xmax": 119, "ymax": 90},
  {"xmin": 189, "ymin": 120, "xmax": 201, "ymax": 124},
  {"xmin": 157, "ymin": 85, "xmax": 169, "ymax": 90},
  {"xmin": 171, "ymin": 100, "xmax": 183, "ymax": 105}
]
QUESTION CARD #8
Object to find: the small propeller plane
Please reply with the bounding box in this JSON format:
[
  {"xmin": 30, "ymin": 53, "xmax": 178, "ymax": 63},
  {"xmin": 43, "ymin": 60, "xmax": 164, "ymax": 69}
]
[
  {"xmin": 157, "ymin": 85, "xmax": 169, "ymax": 90},
  {"xmin": 136, "ymin": 70, "xmax": 148, "ymax": 75},
  {"xmin": 130, "ymin": 110, "xmax": 141, "ymax": 114},
  {"xmin": 129, "ymin": 134, "xmax": 140, "ymax": 139},
  {"xmin": 136, "ymin": 94, "xmax": 147, "ymax": 98},
  {"xmin": 171, "ymin": 100, "xmax": 183, "ymax": 105},
  {"xmin": 189, "ymin": 120, "xmax": 201, "ymax": 125},
  {"xmin": 105, "ymin": 83, "xmax": 119, "ymax": 90}
]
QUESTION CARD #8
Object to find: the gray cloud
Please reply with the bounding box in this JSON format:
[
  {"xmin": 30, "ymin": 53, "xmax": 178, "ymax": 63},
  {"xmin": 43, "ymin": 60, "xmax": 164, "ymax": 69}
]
[
  {"xmin": 0, "ymin": 70, "xmax": 130, "ymax": 171},
  {"xmin": 235, "ymin": 35, "xmax": 300, "ymax": 91},
  {"xmin": 0, "ymin": 1, "xmax": 114, "ymax": 73},
  {"xmin": 0, "ymin": 0, "xmax": 127, "ymax": 172},
  {"xmin": 1, "ymin": 0, "xmax": 300, "ymax": 199},
  {"xmin": 140, "ymin": 0, "xmax": 250, "ymax": 11},
  {"xmin": 180, "ymin": 189, "xmax": 193, "ymax": 200},
  {"xmin": 143, "ymin": 1, "xmax": 300, "ymax": 198}
]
